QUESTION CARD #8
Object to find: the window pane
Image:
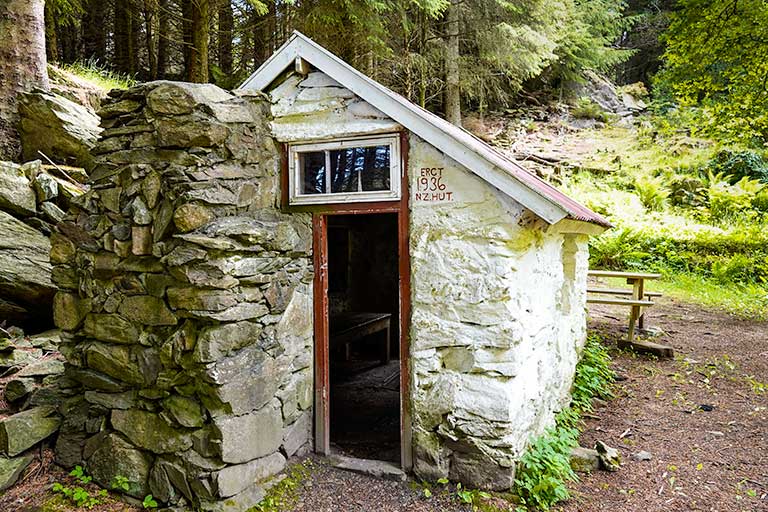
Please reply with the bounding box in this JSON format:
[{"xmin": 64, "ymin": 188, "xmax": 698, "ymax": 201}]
[
  {"xmin": 300, "ymin": 152, "xmax": 325, "ymax": 194},
  {"xmin": 328, "ymin": 145, "xmax": 390, "ymax": 194},
  {"xmin": 360, "ymin": 145, "xmax": 390, "ymax": 191},
  {"xmin": 329, "ymin": 148, "xmax": 360, "ymax": 193}
]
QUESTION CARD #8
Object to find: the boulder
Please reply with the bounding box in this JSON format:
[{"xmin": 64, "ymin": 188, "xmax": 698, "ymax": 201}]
[
  {"xmin": 18, "ymin": 90, "xmax": 102, "ymax": 170},
  {"xmin": 0, "ymin": 454, "xmax": 35, "ymax": 491},
  {"xmin": 213, "ymin": 452, "xmax": 285, "ymax": 498},
  {"xmin": 0, "ymin": 348, "xmax": 43, "ymax": 370},
  {"xmin": 570, "ymin": 446, "xmax": 599, "ymax": 473},
  {"xmin": 17, "ymin": 357, "xmax": 65, "ymax": 377},
  {"xmin": 33, "ymin": 172, "xmax": 58, "ymax": 202},
  {"xmin": 163, "ymin": 395, "xmax": 204, "ymax": 428},
  {"xmin": 111, "ymin": 409, "xmax": 193, "ymax": 454},
  {"xmin": 4, "ymin": 378, "xmax": 37, "ymax": 402},
  {"xmin": 86, "ymin": 432, "xmax": 152, "ymax": 499},
  {"xmin": 0, "ymin": 210, "xmax": 55, "ymax": 328},
  {"xmin": 194, "ymin": 321, "xmax": 262, "ymax": 363},
  {"xmin": 0, "ymin": 406, "xmax": 61, "ymax": 456},
  {"xmin": 118, "ymin": 295, "xmax": 177, "ymax": 326},
  {"xmin": 0, "ymin": 161, "xmax": 36, "ymax": 216},
  {"xmin": 596, "ymin": 440, "xmax": 621, "ymax": 471},
  {"xmin": 212, "ymin": 402, "xmax": 283, "ymax": 464},
  {"xmin": 146, "ymin": 82, "xmax": 233, "ymax": 116}
]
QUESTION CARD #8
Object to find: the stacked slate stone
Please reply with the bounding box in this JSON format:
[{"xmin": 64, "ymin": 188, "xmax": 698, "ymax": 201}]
[
  {"xmin": 0, "ymin": 159, "xmax": 88, "ymax": 329},
  {"xmin": 51, "ymin": 81, "xmax": 314, "ymax": 511},
  {"xmin": 0, "ymin": 329, "xmax": 67, "ymax": 491}
]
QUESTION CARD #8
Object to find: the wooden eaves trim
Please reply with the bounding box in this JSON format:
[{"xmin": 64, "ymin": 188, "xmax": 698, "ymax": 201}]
[{"xmin": 239, "ymin": 32, "xmax": 571, "ymax": 225}]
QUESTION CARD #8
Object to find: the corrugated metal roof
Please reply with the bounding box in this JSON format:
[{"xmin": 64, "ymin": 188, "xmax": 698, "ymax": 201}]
[{"xmin": 239, "ymin": 32, "xmax": 611, "ymax": 229}]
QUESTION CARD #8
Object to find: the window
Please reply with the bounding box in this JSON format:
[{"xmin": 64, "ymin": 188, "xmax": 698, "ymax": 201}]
[{"xmin": 288, "ymin": 135, "xmax": 401, "ymax": 204}]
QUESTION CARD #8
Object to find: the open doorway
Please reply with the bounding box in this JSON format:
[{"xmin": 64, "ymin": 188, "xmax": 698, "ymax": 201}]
[{"xmin": 322, "ymin": 213, "xmax": 401, "ymax": 463}]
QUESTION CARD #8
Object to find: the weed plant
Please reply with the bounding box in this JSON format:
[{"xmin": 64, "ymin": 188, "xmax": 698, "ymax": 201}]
[{"xmin": 513, "ymin": 335, "xmax": 615, "ymax": 510}]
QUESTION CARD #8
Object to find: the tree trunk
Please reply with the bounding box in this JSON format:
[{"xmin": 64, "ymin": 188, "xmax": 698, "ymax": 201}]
[
  {"xmin": 444, "ymin": 0, "xmax": 461, "ymax": 126},
  {"xmin": 143, "ymin": 0, "xmax": 158, "ymax": 79},
  {"xmin": 182, "ymin": 0, "xmax": 193, "ymax": 77},
  {"xmin": 0, "ymin": 0, "xmax": 49, "ymax": 160},
  {"xmin": 82, "ymin": 0, "xmax": 107, "ymax": 63},
  {"xmin": 157, "ymin": 0, "xmax": 169, "ymax": 78},
  {"xmin": 44, "ymin": 1, "xmax": 59, "ymax": 63},
  {"xmin": 185, "ymin": 0, "xmax": 209, "ymax": 82},
  {"xmin": 218, "ymin": 0, "xmax": 233, "ymax": 76},
  {"xmin": 114, "ymin": 0, "xmax": 137, "ymax": 75}
]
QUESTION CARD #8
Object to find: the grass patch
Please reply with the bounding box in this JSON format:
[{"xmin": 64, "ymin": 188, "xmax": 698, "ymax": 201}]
[
  {"xmin": 652, "ymin": 274, "xmax": 768, "ymax": 321},
  {"xmin": 55, "ymin": 60, "xmax": 136, "ymax": 91},
  {"xmin": 598, "ymin": 275, "xmax": 768, "ymax": 321}
]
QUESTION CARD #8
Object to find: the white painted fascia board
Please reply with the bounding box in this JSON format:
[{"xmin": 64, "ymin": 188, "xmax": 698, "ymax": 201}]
[
  {"xmin": 238, "ymin": 32, "xmax": 568, "ymax": 224},
  {"xmin": 240, "ymin": 34, "xmax": 300, "ymax": 91}
]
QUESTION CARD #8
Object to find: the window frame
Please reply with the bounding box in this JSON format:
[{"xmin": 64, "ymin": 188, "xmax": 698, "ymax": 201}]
[{"xmin": 287, "ymin": 135, "xmax": 402, "ymax": 205}]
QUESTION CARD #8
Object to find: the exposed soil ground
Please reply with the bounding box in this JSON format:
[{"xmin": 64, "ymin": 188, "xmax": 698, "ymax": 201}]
[
  {"xmin": 2, "ymin": 296, "xmax": 765, "ymax": 511},
  {"xmin": 559, "ymin": 296, "xmax": 768, "ymax": 512}
]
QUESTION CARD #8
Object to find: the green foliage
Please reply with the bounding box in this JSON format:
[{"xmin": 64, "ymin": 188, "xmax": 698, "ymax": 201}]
[
  {"xmin": 570, "ymin": 335, "xmax": 616, "ymax": 414},
  {"xmin": 142, "ymin": 495, "xmax": 158, "ymax": 509},
  {"xmin": 590, "ymin": 226, "xmax": 768, "ymax": 285},
  {"xmin": 69, "ymin": 466, "xmax": 92, "ymax": 485},
  {"xmin": 588, "ymin": 229, "xmax": 651, "ymax": 270},
  {"xmin": 657, "ymin": 0, "xmax": 768, "ymax": 145},
  {"xmin": 634, "ymin": 175, "xmax": 670, "ymax": 211},
  {"xmin": 571, "ymin": 98, "xmax": 609, "ymax": 122},
  {"xmin": 513, "ymin": 336, "xmax": 614, "ymax": 510},
  {"xmin": 110, "ymin": 475, "xmax": 130, "ymax": 492},
  {"xmin": 52, "ymin": 467, "xmax": 108, "ymax": 510},
  {"xmin": 548, "ymin": 0, "xmax": 636, "ymax": 83},
  {"xmin": 708, "ymin": 176, "xmax": 764, "ymax": 220},
  {"xmin": 705, "ymin": 149, "xmax": 768, "ymax": 184},
  {"xmin": 416, "ymin": 477, "xmax": 507, "ymax": 512}
]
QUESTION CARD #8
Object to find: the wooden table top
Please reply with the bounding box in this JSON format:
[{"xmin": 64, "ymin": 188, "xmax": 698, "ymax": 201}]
[
  {"xmin": 330, "ymin": 312, "xmax": 391, "ymax": 335},
  {"xmin": 588, "ymin": 270, "xmax": 661, "ymax": 280}
]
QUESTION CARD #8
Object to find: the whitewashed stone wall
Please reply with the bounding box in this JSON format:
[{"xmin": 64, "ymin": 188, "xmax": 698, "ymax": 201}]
[
  {"xmin": 265, "ymin": 70, "xmax": 592, "ymax": 489},
  {"xmin": 408, "ymin": 135, "xmax": 590, "ymax": 489},
  {"xmin": 268, "ymin": 71, "xmax": 401, "ymax": 141}
]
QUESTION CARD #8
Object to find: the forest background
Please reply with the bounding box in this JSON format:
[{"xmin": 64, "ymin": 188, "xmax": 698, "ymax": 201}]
[{"xmin": 2, "ymin": 0, "xmax": 768, "ymax": 317}]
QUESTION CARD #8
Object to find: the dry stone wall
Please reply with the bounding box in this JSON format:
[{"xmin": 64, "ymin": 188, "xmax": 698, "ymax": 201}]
[{"xmin": 51, "ymin": 81, "xmax": 313, "ymax": 511}]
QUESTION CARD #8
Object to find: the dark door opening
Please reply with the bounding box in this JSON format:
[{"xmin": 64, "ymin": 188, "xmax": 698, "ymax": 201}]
[{"xmin": 326, "ymin": 213, "xmax": 401, "ymax": 463}]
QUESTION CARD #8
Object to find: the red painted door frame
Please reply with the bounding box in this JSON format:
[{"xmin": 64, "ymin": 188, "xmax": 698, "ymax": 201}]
[{"xmin": 310, "ymin": 133, "xmax": 412, "ymax": 469}]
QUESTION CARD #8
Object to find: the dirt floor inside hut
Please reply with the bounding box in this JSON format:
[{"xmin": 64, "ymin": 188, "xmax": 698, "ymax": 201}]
[{"xmin": 2, "ymin": 296, "xmax": 766, "ymax": 512}]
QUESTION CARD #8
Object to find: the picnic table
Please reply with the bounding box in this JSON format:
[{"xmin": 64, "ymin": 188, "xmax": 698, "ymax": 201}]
[
  {"xmin": 587, "ymin": 270, "xmax": 673, "ymax": 358},
  {"xmin": 330, "ymin": 312, "xmax": 391, "ymax": 364}
]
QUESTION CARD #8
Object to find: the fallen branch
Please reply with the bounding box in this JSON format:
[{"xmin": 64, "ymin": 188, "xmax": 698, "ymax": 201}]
[
  {"xmin": 513, "ymin": 151, "xmax": 564, "ymax": 166},
  {"xmin": 37, "ymin": 150, "xmax": 82, "ymax": 186}
]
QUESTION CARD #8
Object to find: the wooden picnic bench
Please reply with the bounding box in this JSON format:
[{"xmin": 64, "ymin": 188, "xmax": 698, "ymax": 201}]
[
  {"xmin": 330, "ymin": 312, "xmax": 391, "ymax": 364},
  {"xmin": 587, "ymin": 270, "xmax": 673, "ymax": 358}
]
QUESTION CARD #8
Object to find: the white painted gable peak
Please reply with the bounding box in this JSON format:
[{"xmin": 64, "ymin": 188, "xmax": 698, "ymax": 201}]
[{"xmin": 239, "ymin": 31, "xmax": 610, "ymax": 229}]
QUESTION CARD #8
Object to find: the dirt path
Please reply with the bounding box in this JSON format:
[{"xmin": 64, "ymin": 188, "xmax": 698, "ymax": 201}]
[{"xmin": 559, "ymin": 297, "xmax": 768, "ymax": 512}]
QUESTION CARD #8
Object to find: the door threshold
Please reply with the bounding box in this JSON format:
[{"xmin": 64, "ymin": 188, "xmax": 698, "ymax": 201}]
[{"xmin": 328, "ymin": 454, "xmax": 406, "ymax": 482}]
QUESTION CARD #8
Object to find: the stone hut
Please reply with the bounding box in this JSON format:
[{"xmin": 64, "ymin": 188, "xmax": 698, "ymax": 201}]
[{"xmin": 52, "ymin": 32, "xmax": 609, "ymax": 511}]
